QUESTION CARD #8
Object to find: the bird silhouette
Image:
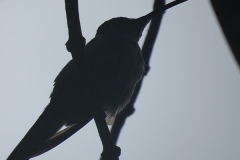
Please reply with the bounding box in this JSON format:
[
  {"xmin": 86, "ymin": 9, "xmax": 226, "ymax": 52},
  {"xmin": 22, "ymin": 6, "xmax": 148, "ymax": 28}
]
[{"xmin": 7, "ymin": 1, "xmax": 187, "ymax": 159}]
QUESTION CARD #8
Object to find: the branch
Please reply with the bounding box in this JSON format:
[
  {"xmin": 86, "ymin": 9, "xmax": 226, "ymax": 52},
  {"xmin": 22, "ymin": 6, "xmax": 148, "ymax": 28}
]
[{"xmin": 65, "ymin": 0, "xmax": 86, "ymax": 80}]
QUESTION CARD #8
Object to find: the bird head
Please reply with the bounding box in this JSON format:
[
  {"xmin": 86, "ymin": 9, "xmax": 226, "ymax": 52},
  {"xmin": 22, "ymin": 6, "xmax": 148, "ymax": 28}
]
[{"xmin": 96, "ymin": 0, "xmax": 187, "ymax": 41}]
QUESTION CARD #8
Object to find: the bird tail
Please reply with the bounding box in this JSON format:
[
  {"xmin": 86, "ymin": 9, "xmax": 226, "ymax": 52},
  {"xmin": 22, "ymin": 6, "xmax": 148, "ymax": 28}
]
[
  {"xmin": 7, "ymin": 102, "xmax": 66, "ymax": 160},
  {"xmin": 7, "ymin": 101, "xmax": 94, "ymax": 160},
  {"xmin": 30, "ymin": 112, "xmax": 94, "ymax": 158}
]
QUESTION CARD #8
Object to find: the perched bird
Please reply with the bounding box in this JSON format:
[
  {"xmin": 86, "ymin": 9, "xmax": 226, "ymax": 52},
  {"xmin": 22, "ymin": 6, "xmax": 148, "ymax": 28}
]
[{"xmin": 7, "ymin": 0, "xmax": 186, "ymax": 159}]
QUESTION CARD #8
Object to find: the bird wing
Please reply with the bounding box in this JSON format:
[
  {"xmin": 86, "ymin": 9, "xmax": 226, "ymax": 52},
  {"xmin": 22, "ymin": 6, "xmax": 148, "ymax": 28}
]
[{"xmin": 7, "ymin": 61, "xmax": 93, "ymax": 160}]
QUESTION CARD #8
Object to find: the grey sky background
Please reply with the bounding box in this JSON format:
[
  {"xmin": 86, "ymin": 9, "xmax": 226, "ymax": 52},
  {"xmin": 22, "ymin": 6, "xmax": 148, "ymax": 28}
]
[{"xmin": 1, "ymin": 0, "xmax": 240, "ymax": 160}]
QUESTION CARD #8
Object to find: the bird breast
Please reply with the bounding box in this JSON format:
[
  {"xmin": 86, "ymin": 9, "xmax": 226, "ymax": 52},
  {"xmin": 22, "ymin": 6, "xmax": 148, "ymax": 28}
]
[{"xmin": 84, "ymin": 33, "xmax": 145, "ymax": 118}]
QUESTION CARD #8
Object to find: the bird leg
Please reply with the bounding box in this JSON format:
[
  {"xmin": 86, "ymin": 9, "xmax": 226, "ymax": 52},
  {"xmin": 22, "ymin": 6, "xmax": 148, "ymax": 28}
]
[{"xmin": 94, "ymin": 111, "xmax": 121, "ymax": 160}]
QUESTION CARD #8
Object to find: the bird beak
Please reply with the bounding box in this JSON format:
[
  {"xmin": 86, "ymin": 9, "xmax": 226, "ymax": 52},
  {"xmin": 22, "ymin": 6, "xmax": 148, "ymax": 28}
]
[{"xmin": 136, "ymin": 0, "xmax": 187, "ymax": 34}]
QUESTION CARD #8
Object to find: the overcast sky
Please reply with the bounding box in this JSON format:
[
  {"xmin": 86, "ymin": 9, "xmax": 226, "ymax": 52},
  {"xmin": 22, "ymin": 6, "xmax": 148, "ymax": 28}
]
[{"xmin": 1, "ymin": 0, "xmax": 240, "ymax": 160}]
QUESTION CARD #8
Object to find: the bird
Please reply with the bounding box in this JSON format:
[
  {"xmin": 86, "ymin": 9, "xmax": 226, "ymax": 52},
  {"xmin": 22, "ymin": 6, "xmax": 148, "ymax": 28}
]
[{"xmin": 7, "ymin": 0, "xmax": 187, "ymax": 159}]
